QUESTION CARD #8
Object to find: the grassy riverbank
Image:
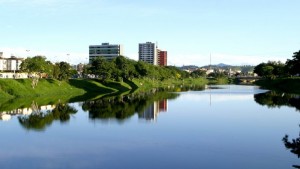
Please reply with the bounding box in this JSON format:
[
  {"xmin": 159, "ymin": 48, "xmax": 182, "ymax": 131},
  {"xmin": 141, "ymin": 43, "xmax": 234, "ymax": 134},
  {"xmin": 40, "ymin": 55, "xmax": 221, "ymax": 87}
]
[
  {"xmin": 132, "ymin": 77, "xmax": 208, "ymax": 92},
  {"xmin": 0, "ymin": 77, "xmax": 212, "ymax": 100},
  {"xmin": 255, "ymin": 77, "xmax": 300, "ymax": 94},
  {"xmin": 0, "ymin": 79, "xmax": 83, "ymax": 99},
  {"xmin": 0, "ymin": 78, "xmax": 124, "ymax": 111},
  {"xmin": 0, "ymin": 77, "xmax": 209, "ymax": 111}
]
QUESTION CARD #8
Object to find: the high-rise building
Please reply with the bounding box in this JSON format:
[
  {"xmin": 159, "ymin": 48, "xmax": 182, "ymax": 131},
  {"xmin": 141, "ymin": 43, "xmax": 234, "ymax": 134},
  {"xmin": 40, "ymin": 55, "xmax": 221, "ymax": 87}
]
[
  {"xmin": 158, "ymin": 51, "xmax": 167, "ymax": 66},
  {"xmin": 89, "ymin": 43, "xmax": 123, "ymax": 63},
  {"xmin": 138, "ymin": 42, "xmax": 157, "ymax": 65}
]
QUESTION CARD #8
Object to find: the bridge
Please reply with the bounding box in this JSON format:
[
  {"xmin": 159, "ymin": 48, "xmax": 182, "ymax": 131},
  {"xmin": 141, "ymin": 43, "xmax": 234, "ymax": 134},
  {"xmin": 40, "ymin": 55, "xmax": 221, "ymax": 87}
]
[{"xmin": 236, "ymin": 76, "xmax": 261, "ymax": 83}]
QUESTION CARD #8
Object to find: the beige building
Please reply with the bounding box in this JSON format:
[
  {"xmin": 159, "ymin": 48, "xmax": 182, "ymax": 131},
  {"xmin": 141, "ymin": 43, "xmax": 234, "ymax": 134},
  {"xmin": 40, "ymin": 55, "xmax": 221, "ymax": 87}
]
[{"xmin": 89, "ymin": 43, "xmax": 123, "ymax": 62}]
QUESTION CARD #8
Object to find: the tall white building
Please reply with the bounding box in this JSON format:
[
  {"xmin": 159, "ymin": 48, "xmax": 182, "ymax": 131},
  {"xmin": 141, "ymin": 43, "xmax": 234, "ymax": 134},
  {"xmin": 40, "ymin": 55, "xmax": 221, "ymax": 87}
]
[
  {"xmin": 89, "ymin": 43, "xmax": 123, "ymax": 62},
  {"xmin": 138, "ymin": 42, "xmax": 157, "ymax": 65}
]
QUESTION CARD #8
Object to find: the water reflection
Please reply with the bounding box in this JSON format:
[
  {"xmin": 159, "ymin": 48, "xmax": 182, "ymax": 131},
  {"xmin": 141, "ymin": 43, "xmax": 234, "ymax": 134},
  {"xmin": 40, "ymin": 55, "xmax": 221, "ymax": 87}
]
[
  {"xmin": 138, "ymin": 100, "xmax": 168, "ymax": 121},
  {"xmin": 256, "ymin": 91, "xmax": 300, "ymax": 168},
  {"xmin": 82, "ymin": 90, "xmax": 179, "ymax": 122},
  {"xmin": 1, "ymin": 85, "xmax": 300, "ymax": 168},
  {"xmin": 0, "ymin": 101, "xmax": 55, "ymax": 121},
  {"xmin": 254, "ymin": 91, "xmax": 300, "ymax": 111},
  {"xmin": 283, "ymin": 128, "xmax": 300, "ymax": 168},
  {"xmin": 18, "ymin": 102, "xmax": 77, "ymax": 131},
  {"xmin": 0, "ymin": 86, "xmax": 202, "ymax": 130}
]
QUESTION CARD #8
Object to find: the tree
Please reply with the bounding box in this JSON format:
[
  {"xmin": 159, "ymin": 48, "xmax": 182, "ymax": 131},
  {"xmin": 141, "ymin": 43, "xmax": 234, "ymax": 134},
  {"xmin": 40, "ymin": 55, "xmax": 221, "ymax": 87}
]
[
  {"xmin": 82, "ymin": 64, "xmax": 91, "ymax": 78},
  {"xmin": 254, "ymin": 61, "xmax": 284, "ymax": 78},
  {"xmin": 90, "ymin": 57, "xmax": 112, "ymax": 81},
  {"xmin": 262, "ymin": 65, "xmax": 274, "ymax": 77},
  {"xmin": 254, "ymin": 63, "xmax": 266, "ymax": 77},
  {"xmin": 20, "ymin": 56, "xmax": 53, "ymax": 76},
  {"xmin": 52, "ymin": 63, "xmax": 60, "ymax": 79},
  {"xmin": 135, "ymin": 61, "xmax": 148, "ymax": 77},
  {"xmin": 286, "ymin": 50, "xmax": 300, "ymax": 76},
  {"xmin": 271, "ymin": 61, "xmax": 285, "ymax": 77},
  {"xmin": 114, "ymin": 56, "xmax": 129, "ymax": 80},
  {"xmin": 57, "ymin": 62, "xmax": 73, "ymax": 81},
  {"xmin": 20, "ymin": 56, "xmax": 53, "ymax": 88},
  {"xmin": 191, "ymin": 69, "xmax": 206, "ymax": 78},
  {"xmin": 126, "ymin": 59, "xmax": 138, "ymax": 80}
]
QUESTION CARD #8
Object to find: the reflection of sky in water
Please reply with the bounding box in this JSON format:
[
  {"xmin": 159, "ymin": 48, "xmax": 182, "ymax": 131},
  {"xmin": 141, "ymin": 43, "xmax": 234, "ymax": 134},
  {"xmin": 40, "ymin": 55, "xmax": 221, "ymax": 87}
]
[
  {"xmin": 0, "ymin": 85, "xmax": 299, "ymax": 169},
  {"xmin": 178, "ymin": 85, "xmax": 269, "ymax": 103}
]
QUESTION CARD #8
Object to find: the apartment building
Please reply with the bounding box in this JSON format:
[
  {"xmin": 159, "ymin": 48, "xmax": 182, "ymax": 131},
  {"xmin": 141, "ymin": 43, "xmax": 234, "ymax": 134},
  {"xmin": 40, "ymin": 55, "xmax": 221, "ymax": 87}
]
[
  {"xmin": 138, "ymin": 42, "xmax": 157, "ymax": 65},
  {"xmin": 158, "ymin": 50, "xmax": 167, "ymax": 66},
  {"xmin": 89, "ymin": 43, "xmax": 123, "ymax": 62}
]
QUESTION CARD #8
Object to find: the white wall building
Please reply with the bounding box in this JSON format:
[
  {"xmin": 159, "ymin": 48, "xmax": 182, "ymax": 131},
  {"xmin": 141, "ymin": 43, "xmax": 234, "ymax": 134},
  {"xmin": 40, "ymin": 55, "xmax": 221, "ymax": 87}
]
[
  {"xmin": 89, "ymin": 43, "xmax": 123, "ymax": 62},
  {"xmin": 138, "ymin": 42, "xmax": 158, "ymax": 65},
  {"xmin": 0, "ymin": 55, "xmax": 23, "ymax": 72}
]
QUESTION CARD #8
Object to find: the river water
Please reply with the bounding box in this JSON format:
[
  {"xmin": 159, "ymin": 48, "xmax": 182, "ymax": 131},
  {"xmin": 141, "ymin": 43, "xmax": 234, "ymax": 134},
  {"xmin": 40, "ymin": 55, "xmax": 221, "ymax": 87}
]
[{"xmin": 0, "ymin": 85, "xmax": 300, "ymax": 169}]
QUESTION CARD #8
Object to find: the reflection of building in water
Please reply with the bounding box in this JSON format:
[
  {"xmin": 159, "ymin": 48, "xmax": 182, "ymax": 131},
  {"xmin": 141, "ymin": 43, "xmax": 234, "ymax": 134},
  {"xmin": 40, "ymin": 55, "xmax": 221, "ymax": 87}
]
[
  {"xmin": 0, "ymin": 114, "xmax": 11, "ymax": 121},
  {"xmin": 159, "ymin": 100, "xmax": 168, "ymax": 112},
  {"xmin": 139, "ymin": 99, "xmax": 168, "ymax": 121},
  {"xmin": 139, "ymin": 101, "xmax": 159, "ymax": 121},
  {"xmin": 0, "ymin": 104, "xmax": 56, "ymax": 121}
]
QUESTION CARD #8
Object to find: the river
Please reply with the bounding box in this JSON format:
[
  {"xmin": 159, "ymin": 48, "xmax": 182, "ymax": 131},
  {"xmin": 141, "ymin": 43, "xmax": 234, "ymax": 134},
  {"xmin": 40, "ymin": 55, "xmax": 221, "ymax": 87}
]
[{"xmin": 0, "ymin": 85, "xmax": 299, "ymax": 169}]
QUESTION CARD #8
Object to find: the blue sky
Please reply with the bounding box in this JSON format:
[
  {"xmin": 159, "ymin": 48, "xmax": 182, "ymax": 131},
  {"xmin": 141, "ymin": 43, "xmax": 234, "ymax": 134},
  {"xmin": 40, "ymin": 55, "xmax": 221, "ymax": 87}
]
[{"xmin": 0, "ymin": 0, "xmax": 299, "ymax": 66}]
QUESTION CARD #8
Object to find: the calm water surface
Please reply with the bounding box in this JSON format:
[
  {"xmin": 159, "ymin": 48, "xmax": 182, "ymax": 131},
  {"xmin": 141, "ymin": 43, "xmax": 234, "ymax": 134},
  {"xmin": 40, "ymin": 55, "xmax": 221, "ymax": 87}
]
[{"xmin": 0, "ymin": 85, "xmax": 300, "ymax": 169}]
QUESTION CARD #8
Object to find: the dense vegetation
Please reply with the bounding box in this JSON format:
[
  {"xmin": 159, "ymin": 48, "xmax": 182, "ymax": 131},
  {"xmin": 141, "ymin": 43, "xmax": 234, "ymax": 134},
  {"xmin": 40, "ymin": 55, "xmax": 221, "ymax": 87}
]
[
  {"xmin": 86, "ymin": 56, "xmax": 190, "ymax": 82},
  {"xmin": 8, "ymin": 55, "xmax": 208, "ymax": 99},
  {"xmin": 254, "ymin": 91, "xmax": 300, "ymax": 111},
  {"xmin": 20, "ymin": 55, "xmax": 194, "ymax": 82},
  {"xmin": 253, "ymin": 50, "xmax": 300, "ymax": 93},
  {"xmin": 16, "ymin": 90, "xmax": 182, "ymax": 131},
  {"xmin": 20, "ymin": 56, "xmax": 76, "ymax": 80},
  {"xmin": 255, "ymin": 77, "xmax": 300, "ymax": 93},
  {"xmin": 254, "ymin": 50, "xmax": 300, "ymax": 78}
]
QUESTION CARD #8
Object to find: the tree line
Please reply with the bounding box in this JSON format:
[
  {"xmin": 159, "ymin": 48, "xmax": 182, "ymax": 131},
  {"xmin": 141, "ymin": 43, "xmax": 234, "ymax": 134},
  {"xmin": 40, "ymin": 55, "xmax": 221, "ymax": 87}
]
[
  {"xmin": 20, "ymin": 55, "xmax": 191, "ymax": 81},
  {"xmin": 20, "ymin": 56, "xmax": 76, "ymax": 81},
  {"xmin": 254, "ymin": 50, "xmax": 300, "ymax": 78}
]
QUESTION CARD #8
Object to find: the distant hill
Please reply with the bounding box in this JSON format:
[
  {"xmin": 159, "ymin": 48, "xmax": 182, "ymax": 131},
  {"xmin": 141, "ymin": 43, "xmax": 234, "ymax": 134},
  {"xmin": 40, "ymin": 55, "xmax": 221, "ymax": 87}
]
[
  {"xmin": 201, "ymin": 63, "xmax": 232, "ymax": 69},
  {"xmin": 179, "ymin": 64, "xmax": 254, "ymax": 73},
  {"xmin": 216, "ymin": 63, "xmax": 230, "ymax": 67}
]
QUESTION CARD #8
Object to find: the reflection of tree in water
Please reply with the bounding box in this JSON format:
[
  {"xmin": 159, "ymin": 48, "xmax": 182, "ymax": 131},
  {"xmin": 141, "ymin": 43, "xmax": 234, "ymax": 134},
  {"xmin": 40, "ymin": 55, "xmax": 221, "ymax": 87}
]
[
  {"xmin": 283, "ymin": 127, "xmax": 300, "ymax": 168},
  {"xmin": 258, "ymin": 91, "xmax": 300, "ymax": 168},
  {"xmin": 254, "ymin": 91, "xmax": 300, "ymax": 111},
  {"xmin": 18, "ymin": 103, "xmax": 77, "ymax": 131},
  {"xmin": 82, "ymin": 90, "xmax": 180, "ymax": 121}
]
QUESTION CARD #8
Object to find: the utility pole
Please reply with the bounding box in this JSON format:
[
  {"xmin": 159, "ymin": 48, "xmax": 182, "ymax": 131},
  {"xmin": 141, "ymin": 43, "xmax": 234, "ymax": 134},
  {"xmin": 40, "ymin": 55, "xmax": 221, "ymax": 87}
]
[{"xmin": 210, "ymin": 53, "xmax": 212, "ymax": 69}]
